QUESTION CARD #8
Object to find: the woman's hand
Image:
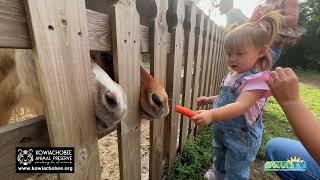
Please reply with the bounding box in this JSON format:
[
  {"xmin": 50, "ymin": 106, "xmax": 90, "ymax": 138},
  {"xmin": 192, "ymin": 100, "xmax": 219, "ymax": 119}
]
[
  {"xmin": 191, "ymin": 110, "xmax": 213, "ymax": 127},
  {"xmin": 267, "ymin": 67, "xmax": 300, "ymax": 106}
]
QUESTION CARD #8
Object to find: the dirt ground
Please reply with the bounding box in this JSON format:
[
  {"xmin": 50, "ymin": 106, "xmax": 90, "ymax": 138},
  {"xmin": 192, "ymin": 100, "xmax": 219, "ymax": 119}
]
[
  {"xmin": 249, "ymin": 159, "xmax": 280, "ymax": 180},
  {"xmin": 99, "ymin": 119, "xmax": 151, "ymax": 180}
]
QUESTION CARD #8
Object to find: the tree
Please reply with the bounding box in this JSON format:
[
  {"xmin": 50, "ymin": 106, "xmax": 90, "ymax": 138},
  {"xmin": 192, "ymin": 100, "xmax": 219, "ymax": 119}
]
[{"xmin": 278, "ymin": 0, "xmax": 320, "ymax": 71}]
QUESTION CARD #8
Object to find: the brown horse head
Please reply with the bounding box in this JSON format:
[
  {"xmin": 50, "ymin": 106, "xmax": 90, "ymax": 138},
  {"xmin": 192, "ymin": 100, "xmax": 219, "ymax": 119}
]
[{"xmin": 139, "ymin": 66, "xmax": 169, "ymax": 119}]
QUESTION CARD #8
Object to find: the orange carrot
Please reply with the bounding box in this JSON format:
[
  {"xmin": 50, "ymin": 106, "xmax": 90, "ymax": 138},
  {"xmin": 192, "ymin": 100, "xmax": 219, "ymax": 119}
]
[{"xmin": 175, "ymin": 105, "xmax": 198, "ymax": 118}]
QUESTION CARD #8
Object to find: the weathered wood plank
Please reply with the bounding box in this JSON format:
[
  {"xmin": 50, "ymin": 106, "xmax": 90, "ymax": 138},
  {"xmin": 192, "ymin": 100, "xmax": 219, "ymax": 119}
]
[
  {"xmin": 218, "ymin": 29, "xmax": 224, "ymax": 93},
  {"xmin": 86, "ymin": 9, "xmax": 112, "ymax": 51},
  {"xmin": 216, "ymin": 29, "xmax": 226, "ymax": 95},
  {"xmin": 0, "ymin": 0, "xmax": 31, "ymax": 48},
  {"xmin": 0, "ymin": 1, "xmax": 225, "ymax": 52},
  {"xmin": 179, "ymin": 0, "xmax": 196, "ymax": 152},
  {"xmin": 220, "ymin": 29, "xmax": 227, "ymax": 89},
  {"xmin": 197, "ymin": 16, "xmax": 211, "ymax": 110},
  {"xmin": 213, "ymin": 29, "xmax": 223, "ymax": 95},
  {"xmin": 189, "ymin": 10, "xmax": 204, "ymax": 138},
  {"xmin": 25, "ymin": 0, "xmax": 101, "ymax": 179},
  {"xmin": 137, "ymin": 0, "xmax": 169, "ymax": 178},
  {"xmin": 0, "ymin": 1, "xmax": 163, "ymax": 53},
  {"xmin": 110, "ymin": 0, "xmax": 141, "ymax": 179},
  {"xmin": 205, "ymin": 23, "xmax": 214, "ymax": 109},
  {"xmin": 164, "ymin": 0, "xmax": 185, "ymax": 168},
  {"xmin": 203, "ymin": 22, "xmax": 215, "ymax": 108},
  {"xmin": 209, "ymin": 25, "xmax": 219, "ymax": 98}
]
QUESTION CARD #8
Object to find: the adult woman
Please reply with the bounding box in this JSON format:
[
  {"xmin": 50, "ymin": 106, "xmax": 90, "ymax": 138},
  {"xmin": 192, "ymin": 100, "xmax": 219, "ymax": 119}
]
[
  {"xmin": 265, "ymin": 67, "xmax": 320, "ymax": 180},
  {"xmin": 251, "ymin": 0, "xmax": 299, "ymax": 65}
]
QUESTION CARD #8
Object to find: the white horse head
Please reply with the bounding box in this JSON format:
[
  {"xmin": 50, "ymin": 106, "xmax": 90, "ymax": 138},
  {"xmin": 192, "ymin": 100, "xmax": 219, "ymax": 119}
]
[{"xmin": 91, "ymin": 61, "xmax": 127, "ymax": 130}]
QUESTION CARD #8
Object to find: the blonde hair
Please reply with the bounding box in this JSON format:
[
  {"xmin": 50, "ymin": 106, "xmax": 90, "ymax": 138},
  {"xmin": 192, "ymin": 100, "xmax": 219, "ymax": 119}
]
[{"xmin": 224, "ymin": 11, "xmax": 284, "ymax": 71}]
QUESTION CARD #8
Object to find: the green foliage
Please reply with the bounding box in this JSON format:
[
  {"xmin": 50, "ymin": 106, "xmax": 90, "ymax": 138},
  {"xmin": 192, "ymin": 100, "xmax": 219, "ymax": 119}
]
[
  {"xmin": 259, "ymin": 97, "xmax": 296, "ymax": 158},
  {"xmin": 278, "ymin": 0, "xmax": 320, "ymax": 70},
  {"xmin": 164, "ymin": 127, "xmax": 213, "ymax": 179}
]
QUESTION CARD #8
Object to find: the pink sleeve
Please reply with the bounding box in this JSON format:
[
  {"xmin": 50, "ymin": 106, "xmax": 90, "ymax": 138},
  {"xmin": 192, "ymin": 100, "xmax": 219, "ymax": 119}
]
[{"xmin": 239, "ymin": 71, "xmax": 272, "ymax": 99}]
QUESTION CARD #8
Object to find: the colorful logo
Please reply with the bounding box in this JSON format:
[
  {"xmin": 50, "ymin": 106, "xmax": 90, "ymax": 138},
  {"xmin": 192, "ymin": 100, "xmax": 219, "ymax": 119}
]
[{"xmin": 264, "ymin": 156, "xmax": 307, "ymax": 171}]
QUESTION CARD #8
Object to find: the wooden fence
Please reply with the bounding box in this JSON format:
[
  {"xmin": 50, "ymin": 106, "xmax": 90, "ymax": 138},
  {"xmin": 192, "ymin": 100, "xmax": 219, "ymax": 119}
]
[{"xmin": 0, "ymin": 0, "xmax": 227, "ymax": 179}]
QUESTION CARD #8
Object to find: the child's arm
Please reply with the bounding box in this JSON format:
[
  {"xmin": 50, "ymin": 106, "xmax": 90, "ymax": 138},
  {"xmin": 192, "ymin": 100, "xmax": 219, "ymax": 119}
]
[
  {"xmin": 197, "ymin": 95, "xmax": 217, "ymax": 107},
  {"xmin": 268, "ymin": 67, "xmax": 320, "ymax": 164},
  {"xmin": 210, "ymin": 91, "xmax": 263, "ymax": 120},
  {"xmin": 207, "ymin": 96, "xmax": 217, "ymax": 103},
  {"xmin": 191, "ymin": 90, "xmax": 264, "ymax": 126}
]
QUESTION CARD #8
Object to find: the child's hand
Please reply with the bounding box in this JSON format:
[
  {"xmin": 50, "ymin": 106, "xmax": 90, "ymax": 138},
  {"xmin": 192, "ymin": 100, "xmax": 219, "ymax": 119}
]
[
  {"xmin": 191, "ymin": 110, "xmax": 213, "ymax": 127},
  {"xmin": 267, "ymin": 67, "xmax": 300, "ymax": 106},
  {"xmin": 197, "ymin": 96, "xmax": 210, "ymax": 107}
]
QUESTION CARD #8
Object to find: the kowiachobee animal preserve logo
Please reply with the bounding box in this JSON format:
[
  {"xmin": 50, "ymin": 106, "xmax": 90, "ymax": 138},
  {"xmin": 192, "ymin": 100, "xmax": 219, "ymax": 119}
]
[
  {"xmin": 17, "ymin": 149, "xmax": 34, "ymax": 166},
  {"xmin": 16, "ymin": 147, "xmax": 74, "ymax": 173}
]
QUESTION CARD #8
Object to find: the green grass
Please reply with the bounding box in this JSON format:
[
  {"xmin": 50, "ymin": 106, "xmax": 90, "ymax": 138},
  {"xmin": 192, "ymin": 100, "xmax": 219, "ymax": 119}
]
[
  {"xmin": 164, "ymin": 127, "xmax": 213, "ymax": 179},
  {"xmin": 259, "ymin": 97, "xmax": 296, "ymax": 158},
  {"xmin": 167, "ymin": 70, "xmax": 320, "ymax": 179},
  {"xmin": 296, "ymin": 70, "xmax": 320, "ymax": 88}
]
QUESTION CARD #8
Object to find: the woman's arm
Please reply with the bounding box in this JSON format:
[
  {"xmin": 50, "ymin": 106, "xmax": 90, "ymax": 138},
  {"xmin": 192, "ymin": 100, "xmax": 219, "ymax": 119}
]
[
  {"xmin": 268, "ymin": 67, "xmax": 320, "ymax": 164},
  {"xmin": 281, "ymin": 101, "xmax": 320, "ymax": 164},
  {"xmin": 283, "ymin": 0, "xmax": 299, "ymax": 27}
]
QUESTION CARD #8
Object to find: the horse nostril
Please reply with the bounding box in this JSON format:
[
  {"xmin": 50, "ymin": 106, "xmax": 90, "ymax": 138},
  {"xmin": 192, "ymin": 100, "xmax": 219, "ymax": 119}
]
[
  {"xmin": 151, "ymin": 93, "xmax": 162, "ymax": 108},
  {"xmin": 105, "ymin": 92, "xmax": 117, "ymax": 107}
]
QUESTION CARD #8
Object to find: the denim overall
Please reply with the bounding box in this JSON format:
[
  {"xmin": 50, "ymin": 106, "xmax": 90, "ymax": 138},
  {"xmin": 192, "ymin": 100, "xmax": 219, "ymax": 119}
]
[{"xmin": 211, "ymin": 70, "xmax": 263, "ymax": 180}]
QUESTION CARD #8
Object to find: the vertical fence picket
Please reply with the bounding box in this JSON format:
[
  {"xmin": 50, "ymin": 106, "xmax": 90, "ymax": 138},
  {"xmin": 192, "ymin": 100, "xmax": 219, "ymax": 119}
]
[
  {"xmin": 189, "ymin": 10, "xmax": 205, "ymax": 138},
  {"xmin": 179, "ymin": 0, "xmax": 196, "ymax": 152},
  {"xmin": 110, "ymin": 1, "xmax": 141, "ymax": 179},
  {"xmin": 164, "ymin": 0, "xmax": 185, "ymax": 168}
]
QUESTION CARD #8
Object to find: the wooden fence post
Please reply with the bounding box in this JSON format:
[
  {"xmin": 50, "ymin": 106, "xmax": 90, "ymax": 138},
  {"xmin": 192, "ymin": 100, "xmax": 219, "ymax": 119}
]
[
  {"xmin": 213, "ymin": 29, "xmax": 223, "ymax": 95},
  {"xmin": 164, "ymin": 0, "xmax": 185, "ymax": 168},
  {"xmin": 179, "ymin": 0, "xmax": 196, "ymax": 152},
  {"xmin": 198, "ymin": 16, "xmax": 211, "ymax": 102},
  {"xmin": 189, "ymin": 10, "xmax": 204, "ymax": 138},
  {"xmin": 110, "ymin": 0, "xmax": 141, "ymax": 179},
  {"xmin": 203, "ymin": 21, "xmax": 215, "ymax": 109},
  {"xmin": 218, "ymin": 29, "xmax": 226, "ymax": 90},
  {"xmin": 208, "ymin": 24, "xmax": 219, "ymax": 99},
  {"xmin": 136, "ymin": 0, "xmax": 169, "ymax": 179},
  {"xmin": 24, "ymin": 0, "xmax": 101, "ymax": 179}
]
